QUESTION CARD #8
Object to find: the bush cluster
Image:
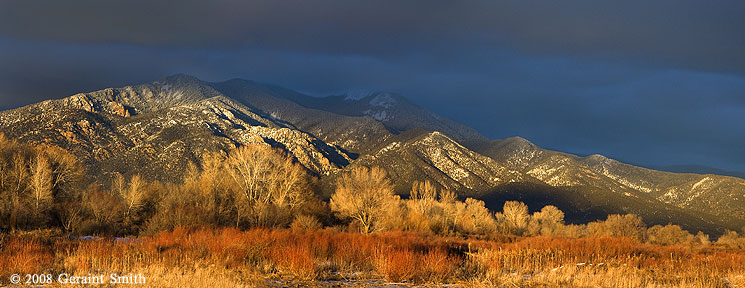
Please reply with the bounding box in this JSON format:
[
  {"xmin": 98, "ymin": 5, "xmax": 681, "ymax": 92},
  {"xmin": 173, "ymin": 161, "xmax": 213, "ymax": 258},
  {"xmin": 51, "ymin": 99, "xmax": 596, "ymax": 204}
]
[{"xmin": 2, "ymin": 133, "xmax": 742, "ymax": 247}]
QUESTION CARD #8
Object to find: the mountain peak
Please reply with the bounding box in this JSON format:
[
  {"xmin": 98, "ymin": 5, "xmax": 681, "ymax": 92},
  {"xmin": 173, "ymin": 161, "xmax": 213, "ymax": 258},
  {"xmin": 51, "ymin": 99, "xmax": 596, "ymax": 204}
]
[
  {"xmin": 152, "ymin": 74, "xmax": 211, "ymax": 92},
  {"xmin": 586, "ymin": 154, "xmax": 608, "ymax": 160},
  {"xmin": 3, "ymin": 74, "xmax": 745, "ymax": 234},
  {"xmin": 159, "ymin": 73, "xmax": 202, "ymax": 83},
  {"xmin": 218, "ymin": 78, "xmax": 256, "ymax": 86},
  {"xmin": 49, "ymin": 74, "xmax": 220, "ymax": 117},
  {"xmin": 149, "ymin": 74, "xmax": 207, "ymax": 90},
  {"xmin": 498, "ymin": 136, "xmax": 538, "ymax": 152},
  {"xmin": 504, "ymin": 136, "xmax": 534, "ymax": 145}
]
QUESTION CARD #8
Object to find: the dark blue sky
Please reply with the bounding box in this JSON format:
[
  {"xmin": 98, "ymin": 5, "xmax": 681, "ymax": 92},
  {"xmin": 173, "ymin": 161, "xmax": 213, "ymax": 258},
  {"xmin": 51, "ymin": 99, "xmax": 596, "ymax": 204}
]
[{"xmin": 1, "ymin": 0, "xmax": 744, "ymax": 173}]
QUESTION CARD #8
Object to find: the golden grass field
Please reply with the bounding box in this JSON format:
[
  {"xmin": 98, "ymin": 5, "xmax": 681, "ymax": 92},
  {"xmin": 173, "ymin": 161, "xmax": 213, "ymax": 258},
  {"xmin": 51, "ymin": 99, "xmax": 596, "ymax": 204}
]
[{"xmin": 1, "ymin": 227, "xmax": 744, "ymax": 287}]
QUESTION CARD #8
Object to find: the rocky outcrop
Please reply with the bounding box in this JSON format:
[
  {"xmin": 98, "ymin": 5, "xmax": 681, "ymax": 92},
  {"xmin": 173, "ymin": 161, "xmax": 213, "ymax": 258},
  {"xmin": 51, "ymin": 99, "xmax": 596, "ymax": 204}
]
[
  {"xmin": 1, "ymin": 74, "xmax": 743, "ymax": 234},
  {"xmin": 0, "ymin": 76, "xmax": 351, "ymax": 182}
]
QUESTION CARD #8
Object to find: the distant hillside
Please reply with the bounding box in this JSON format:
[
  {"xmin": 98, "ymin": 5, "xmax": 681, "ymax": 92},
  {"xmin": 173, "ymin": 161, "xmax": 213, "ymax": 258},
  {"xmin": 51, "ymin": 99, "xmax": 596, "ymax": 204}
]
[
  {"xmin": 1, "ymin": 74, "xmax": 743, "ymax": 234},
  {"xmin": 648, "ymin": 164, "xmax": 745, "ymax": 180}
]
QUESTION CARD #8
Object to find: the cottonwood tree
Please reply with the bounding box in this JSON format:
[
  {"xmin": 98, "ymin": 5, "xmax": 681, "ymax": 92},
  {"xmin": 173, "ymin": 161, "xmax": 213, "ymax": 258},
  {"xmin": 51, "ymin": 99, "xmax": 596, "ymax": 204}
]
[
  {"xmin": 182, "ymin": 153, "xmax": 232, "ymax": 225},
  {"xmin": 440, "ymin": 189, "xmax": 457, "ymax": 203},
  {"xmin": 0, "ymin": 134, "xmax": 26, "ymax": 229},
  {"xmin": 1, "ymin": 135, "xmax": 84, "ymax": 230},
  {"xmin": 115, "ymin": 173, "xmax": 145, "ymax": 223},
  {"xmin": 42, "ymin": 146, "xmax": 83, "ymax": 200},
  {"xmin": 695, "ymin": 231, "xmax": 710, "ymax": 245},
  {"xmin": 268, "ymin": 153, "xmax": 311, "ymax": 209},
  {"xmin": 439, "ymin": 190, "xmax": 461, "ymax": 233},
  {"xmin": 498, "ymin": 201, "xmax": 530, "ymax": 236},
  {"xmin": 410, "ymin": 180, "xmax": 438, "ymax": 214},
  {"xmin": 647, "ymin": 224, "xmax": 694, "ymax": 245},
  {"xmin": 29, "ymin": 154, "xmax": 53, "ymax": 222},
  {"xmin": 7, "ymin": 153, "xmax": 30, "ymax": 229},
  {"xmin": 330, "ymin": 166, "xmax": 395, "ymax": 234},
  {"xmin": 84, "ymin": 185, "xmax": 123, "ymax": 229},
  {"xmin": 42, "ymin": 147, "xmax": 84, "ymax": 232},
  {"xmin": 717, "ymin": 230, "xmax": 745, "ymax": 249},
  {"xmin": 462, "ymin": 198, "xmax": 496, "ymax": 234},
  {"xmin": 144, "ymin": 183, "xmax": 209, "ymax": 232},
  {"xmin": 527, "ymin": 205, "xmax": 565, "ymax": 236},
  {"xmin": 225, "ymin": 144, "xmax": 311, "ymax": 227},
  {"xmin": 588, "ymin": 214, "xmax": 647, "ymax": 241}
]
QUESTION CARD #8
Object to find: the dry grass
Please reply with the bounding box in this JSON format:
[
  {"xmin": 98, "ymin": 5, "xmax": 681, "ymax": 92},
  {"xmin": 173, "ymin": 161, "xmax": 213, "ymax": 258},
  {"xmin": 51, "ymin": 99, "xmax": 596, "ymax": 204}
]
[
  {"xmin": 0, "ymin": 236, "xmax": 54, "ymax": 276},
  {"xmin": 1, "ymin": 228, "xmax": 744, "ymax": 287}
]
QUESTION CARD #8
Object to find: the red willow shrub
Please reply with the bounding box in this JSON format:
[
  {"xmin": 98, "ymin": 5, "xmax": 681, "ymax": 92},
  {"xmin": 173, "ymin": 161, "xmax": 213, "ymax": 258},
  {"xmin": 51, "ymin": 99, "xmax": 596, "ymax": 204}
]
[{"xmin": 2, "ymin": 227, "xmax": 744, "ymax": 286}]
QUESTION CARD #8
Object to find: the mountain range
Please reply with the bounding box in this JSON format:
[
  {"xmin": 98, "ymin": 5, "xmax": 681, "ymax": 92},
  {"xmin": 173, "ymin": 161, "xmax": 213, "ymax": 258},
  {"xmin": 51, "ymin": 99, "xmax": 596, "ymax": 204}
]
[{"xmin": 1, "ymin": 74, "xmax": 743, "ymax": 235}]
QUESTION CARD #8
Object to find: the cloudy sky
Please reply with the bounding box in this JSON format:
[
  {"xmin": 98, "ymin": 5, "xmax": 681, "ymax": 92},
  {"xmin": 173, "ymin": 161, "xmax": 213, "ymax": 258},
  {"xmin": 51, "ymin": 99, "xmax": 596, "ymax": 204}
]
[{"xmin": 1, "ymin": 0, "xmax": 744, "ymax": 173}]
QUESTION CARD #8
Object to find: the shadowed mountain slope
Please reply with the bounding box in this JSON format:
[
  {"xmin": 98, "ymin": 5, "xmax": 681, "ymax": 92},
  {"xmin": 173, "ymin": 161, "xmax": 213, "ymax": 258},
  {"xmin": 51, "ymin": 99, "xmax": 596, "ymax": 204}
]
[{"xmin": 1, "ymin": 74, "xmax": 742, "ymax": 234}]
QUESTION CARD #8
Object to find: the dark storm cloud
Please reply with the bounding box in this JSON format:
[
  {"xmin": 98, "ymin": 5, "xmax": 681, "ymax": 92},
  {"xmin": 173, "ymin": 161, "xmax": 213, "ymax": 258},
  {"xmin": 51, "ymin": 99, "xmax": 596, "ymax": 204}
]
[
  {"xmin": 1, "ymin": 0, "xmax": 744, "ymax": 74},
  {"xmin": 0, "ymin": 1, "xmax": 744, "ymax": 172}
]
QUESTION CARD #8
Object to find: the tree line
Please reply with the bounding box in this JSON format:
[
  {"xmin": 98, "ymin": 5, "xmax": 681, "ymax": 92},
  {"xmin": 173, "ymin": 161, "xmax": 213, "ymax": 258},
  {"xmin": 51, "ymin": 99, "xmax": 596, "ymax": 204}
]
[{"xmin": 1, "ymin": 133, "xmax": 744, "ymax": 247}]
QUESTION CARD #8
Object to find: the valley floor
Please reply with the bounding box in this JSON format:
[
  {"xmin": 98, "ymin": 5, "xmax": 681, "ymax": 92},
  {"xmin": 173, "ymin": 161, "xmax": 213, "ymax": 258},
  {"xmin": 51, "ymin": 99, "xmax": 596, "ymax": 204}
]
[{"xmin": 2, "ymin": 227, "xmax": 745, "ymax": 288}]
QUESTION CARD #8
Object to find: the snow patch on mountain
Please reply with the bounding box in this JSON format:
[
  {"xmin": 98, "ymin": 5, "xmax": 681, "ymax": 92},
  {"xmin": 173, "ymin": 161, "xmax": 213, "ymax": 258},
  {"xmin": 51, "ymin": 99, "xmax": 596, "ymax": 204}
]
[
  {"xmin": 691, "ymin": 177, "xmax": 712, "ymax": 191},
  {"xmin": 363, "ymin": 109, "xmax": 390, "ymax": 121},
  {"xmin": 369, "ymin": 93, "xmax": 397, "ymax": 108}
]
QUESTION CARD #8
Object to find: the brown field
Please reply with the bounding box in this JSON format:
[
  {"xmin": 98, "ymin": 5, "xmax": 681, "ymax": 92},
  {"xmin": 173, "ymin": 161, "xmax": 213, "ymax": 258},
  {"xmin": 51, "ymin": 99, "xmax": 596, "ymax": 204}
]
[
  {"xmin": 2, "ymin": 138, "xmax": 745, "ymax": 287},
  {"xmin": 1, "ymin": 227, "xmax": 744, "ymax": 288}
]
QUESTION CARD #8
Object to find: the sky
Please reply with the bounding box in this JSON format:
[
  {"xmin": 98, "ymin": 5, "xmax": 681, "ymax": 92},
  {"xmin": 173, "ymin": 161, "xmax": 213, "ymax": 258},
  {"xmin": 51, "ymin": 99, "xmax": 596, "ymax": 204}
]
[{"xmin": 1, "ymin": 0, "xmax": 744, "ymax": 173}]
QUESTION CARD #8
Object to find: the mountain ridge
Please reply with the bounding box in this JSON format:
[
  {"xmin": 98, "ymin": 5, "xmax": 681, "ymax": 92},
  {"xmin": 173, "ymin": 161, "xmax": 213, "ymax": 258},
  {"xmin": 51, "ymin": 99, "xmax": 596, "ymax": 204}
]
[{"xmin": 1, "ymin": 74, "xmax": 742, "ymax": 234}]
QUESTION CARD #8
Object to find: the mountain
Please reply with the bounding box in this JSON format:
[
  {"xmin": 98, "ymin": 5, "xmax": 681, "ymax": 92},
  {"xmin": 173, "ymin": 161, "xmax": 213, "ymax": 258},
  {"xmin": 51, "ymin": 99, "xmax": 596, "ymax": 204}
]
[
  {"xmin": 465, "ymin": 137, "xmax": 745, "ymax": 228},
  {"xmin": 648, "ymin": 164, "xmax": 745, "ymax": 180},
  {"xmin": 268, "ymin": 89, "xmax": 485, "ymax": 141},
  {"xmin": 0, "ymin": 75, "xmax": 352, "ymax": 182},
  {"xmin": 1, "ymin": 74, "xmax": 743, "ymax": 234},
  {"xmin": 343, "ymin": 130, "xmax": 528, "ymax": 195},
  {"xmin": 208, "ymin": 79, "xmax": 395, "ymax": 155}
]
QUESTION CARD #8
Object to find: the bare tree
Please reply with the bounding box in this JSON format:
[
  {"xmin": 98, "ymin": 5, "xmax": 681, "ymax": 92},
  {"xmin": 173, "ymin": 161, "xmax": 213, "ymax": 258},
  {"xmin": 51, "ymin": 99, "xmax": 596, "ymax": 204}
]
[
  {"xmin": 463, "ymin": 198, "xmax": 496, "ymax": 234},
  {"xmin": 29, "ymin": 154, "xmax": 53, "ymax": 222},
  {"xmin": 647, "ymin": 224, "xmax": 693, "ymax": 245},
  {"xmin": 227, "ymin": 144, "xmax": 273, "ymax": 217},
  {"xmin": 43, "ymin": 148, "xmax": 84, "ymax": 232},
  {"xmin": 1, "ymin": 137, "xmax": 83, "ymax": 230},
  {"xmin": 182, "ymin": 153, "xmax": 232, "ymax": 225},
  {"xmin": 57, "ymin": 202, "xmax": 82, "ymax": 232},
  {"xmin": 268, "ymin": 155, "xmax": 310, "ymax": 209},
  {"xmin": 41, "ymin": 145, "xmax": 82, "ymax": 196},
  {"xmin": 8, "ymin": 153, "xmax": 29, "ymax": 230},
  {"xmin": 225, "ymin": 144, "xmax": 311, "ymax": 227},
  {"xmin": 439, "ymin": 189, "xmax": 457, "ymax": 203},
  {"xmin": 122, "ymin": 174, "xmax": 144, "ymax": 221},
  {"xmin": 527, "ymin": 205, "xmax": 565, "ymax": 236},
  {"xmin": 500, "ymin": 201, "xmax": 529, "ymax": 236},
  {"xmin": 588, "ymin": 214, "xmax": 646, "ymax": 241},
  {"xmin": 330, "ymin": 166, "xmax": 395, "ymax": 234},
  {"xmin": 85, "ymin": 185, "xmax": 122, "ymax": 227},
  {"xmin": 410, "ymin": 180, "xmax": 438, "ymax": 214},
  {"xmin": 110, "ymin": 172, "xmax": 146, "ymax": 226},
  {"xmin": 0, "ymin": 135, "xmax": 9, "ymax": 226}
]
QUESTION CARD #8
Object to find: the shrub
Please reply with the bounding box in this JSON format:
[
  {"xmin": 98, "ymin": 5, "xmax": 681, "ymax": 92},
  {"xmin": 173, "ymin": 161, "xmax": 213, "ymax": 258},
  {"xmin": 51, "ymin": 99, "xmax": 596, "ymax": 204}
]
[
  {"xmin": 291, "ymin": 214, "xmax": 322, "ymax": 231},
  {"xmin": 0, "ymin": 237, "xmax": 54, "ymax": 277},
  {"xmin": 374, "ymin": 248, "xmax": 418, "ymax": 282},
  {"xmin": 695, "ymin": 231, "xmax": 710, "ymax": 245},
  {"xmin": 717, "ymin": 230, "xmax": 745, "ymax": 249}
]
